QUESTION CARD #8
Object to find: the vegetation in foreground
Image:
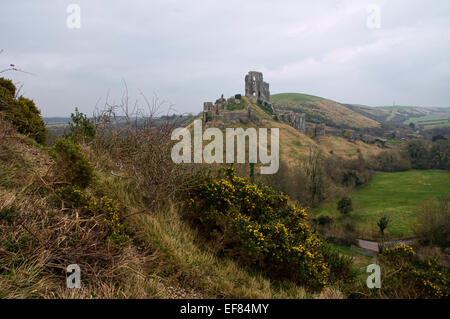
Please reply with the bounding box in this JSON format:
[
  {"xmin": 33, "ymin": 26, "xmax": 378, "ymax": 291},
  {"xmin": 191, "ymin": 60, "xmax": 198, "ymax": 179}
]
[
  {"xmin": 0, "ymin": 77, "xmax": 449, "ymax": 299},
  {"xmin": 183, "ymin": 167, "xmax": 354, "ymax": 291}
]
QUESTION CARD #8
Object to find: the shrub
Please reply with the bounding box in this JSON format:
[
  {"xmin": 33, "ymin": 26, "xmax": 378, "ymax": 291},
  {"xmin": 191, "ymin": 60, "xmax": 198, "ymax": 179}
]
[
  {"xmin": 430, "ymin": 139, "xmax": 450, "ymax": 170},
  {"xmin": 183, "ymin": 167, "xmax": 352, "ymax": 291},
  {"xmin": 378, "ymin": 245, "xmax": 449, "ymax": 298},
  {"xmin": 52, "ymin": 138, "xmax": 95, "ymax": 188},
  {"xmin": 56, "ymin": 185, "xmax": 128, "ymax": 247},
  {"xmin": 377, "ymin": 216, "xmax": 389, "ymax": 235},
  {"xmin": 0, "ymin": 78, "xmax": 47, "ymax": 144},
  {"xmin": 0, "ymin": 78, "xmax": 16, "ymax": 97},
  {"xmin": 407, "ymin": 139, "xmax": 430, "ymax": 169},
  {"xmin": 432, "ymin": 135, "xmax": 446, "ymax": 142},
  {"xmin": 65, "ymin": 107, "xmax": 96, "ymax": 143},
  {"xmin": 369, "ymin": 150, "xmax": 411, "ymax": 172},
  {"xmin": 413, "ymin": 200, "xmax": 450, "ymax": 248},
  {"xmin": 234, "ymin": 94, "xmax": 242, "ymax": 99},
  {"xmin": 337, "ymin": 197, "xmax": 353, "ymax": 215},
  {"xmin": 342, "ymin": 170, "xmax": 362, "ymax": 187},
  {"xmin": 316, "ymin": 215, "xmax": 333, "ymax": 226}
]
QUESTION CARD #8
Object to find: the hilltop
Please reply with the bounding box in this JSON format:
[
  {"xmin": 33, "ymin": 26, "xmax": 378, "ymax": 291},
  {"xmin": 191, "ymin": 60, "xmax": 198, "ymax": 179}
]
[{"xmin": 271, "ymin": 93, "xmax": 380, "ymax": 129}]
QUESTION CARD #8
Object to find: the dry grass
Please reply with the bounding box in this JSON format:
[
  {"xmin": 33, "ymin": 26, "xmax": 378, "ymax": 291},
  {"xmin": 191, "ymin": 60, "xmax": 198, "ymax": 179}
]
[
  {"xmin": 127, "ymin": 205, "xmax": 308, "ymax": 299},
  {"xmin": 0, "ymin": 119, "xmax": 157, "ymax": 298},
  {"xmin": 314, "ymin": 135, "xmax": 384, "ymax": 160},
  {"xmin": 316, "ymin": 286, "xmax": 345, "ymax": 299},
  {"xmin": 2, "ymin": 99, "xmax": 379, "ymax": 299},
  {"xmin": 271, "ymin": 94, "xmax": 380, "ymax": 128},
  {"xmin": 0, "ymin": 109, "xmax": 314, "ymax": 299}
]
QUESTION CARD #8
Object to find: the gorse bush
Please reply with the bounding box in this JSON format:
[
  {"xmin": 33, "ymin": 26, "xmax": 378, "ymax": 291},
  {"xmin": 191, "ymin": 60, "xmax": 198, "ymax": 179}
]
[
  {"xmin": 0, "ymin": 78, "xmax": 47, "ymax": 144},
  {"xmin": 377, "ymin": 245, "xmax": 449, "ymax": 299},
  {"xmin": 56, "ymin": 185, "xmax": 128, "ymax": 246},
  {"xmin": 52, "ymin": 138, "xmax": 94, "ymax": 188},
  {"xmin": 183, "ymin": 167, "xmax": 352, "ymax": 291},
  {"xmin": 0, "ymin": 78, "xmax": 16, "ymax": 96}
]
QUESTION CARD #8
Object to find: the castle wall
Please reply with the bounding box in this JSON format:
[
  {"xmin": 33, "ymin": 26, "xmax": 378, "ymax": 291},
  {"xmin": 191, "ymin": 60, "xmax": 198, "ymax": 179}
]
[
  {"xmin": 245, "ymin": 71, "xmax": 270, "ymax": 103},
  {"xmin": 202, "ymin": 71, "xmax": 268, "ymax": 126},
  {"xmin": 211, "ymin": 109, "xmax": 261, "ymax": 125},
  {"xmin": 278, "ymin": 111, "xmax": 306, "ymax": 133}
]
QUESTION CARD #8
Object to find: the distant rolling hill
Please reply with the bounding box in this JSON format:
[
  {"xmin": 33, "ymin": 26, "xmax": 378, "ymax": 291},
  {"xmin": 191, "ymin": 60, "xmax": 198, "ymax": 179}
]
[
  {"xmin": 271, "ymin": 93, "xmax": 380, "ymax": 129},
  {"xmin": 346, "ymin": 104, "xmax": 450, "ymax": 129}
]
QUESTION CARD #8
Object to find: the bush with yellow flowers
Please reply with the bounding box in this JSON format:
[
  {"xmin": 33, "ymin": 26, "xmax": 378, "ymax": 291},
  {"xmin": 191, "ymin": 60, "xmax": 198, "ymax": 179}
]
[
  {"xmin": 376, "ymin": 245, "xmax": 449, "ymax": 299},
  {"xmin": 56, "ymin": 185, "xmax": 129, "ymax": 247},
  {"xmin": 183, "ymin": 167, "xmax": 351, "ymax": 291}
]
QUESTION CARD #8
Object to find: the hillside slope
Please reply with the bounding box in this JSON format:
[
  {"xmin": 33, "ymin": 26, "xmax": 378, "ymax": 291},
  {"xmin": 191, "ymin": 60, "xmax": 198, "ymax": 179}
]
[
  {"xmin": 345, "ymin": 104, "xmax": 450, "ymax": 128},
  {"xmin": 195, "ymin": 96, "xmax": 384, "ymax": 167},
  {"xmin": 0, "ymin": 115, "xmax": 314, "ymax": 299},
  {"xmin": 244, "ymin": 97, "xmax": 384, "ymax": 165},
  {"xmin": 271, "ymin": 93, "xmax": 380, "ymax": 129}
]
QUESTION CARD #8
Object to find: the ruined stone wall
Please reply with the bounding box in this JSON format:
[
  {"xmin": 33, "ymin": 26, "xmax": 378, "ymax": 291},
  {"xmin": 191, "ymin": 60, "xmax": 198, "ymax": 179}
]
[
  {"xmin": 203, "ymin": 96, "xmax": 261, "ymax": 126},
  {"xmin": 305, "ymin": 123, "xmax": 326, "ymax": 137},
  {"xmin": 207, "ymin": 109, "xmax": 260, "ymax": 125},
  {"xmin": 245, "ymin": 71, "xmax": 270, "ymax": 104},
  {"xmin": 278, "ymin": 111, "xmax": 306, "ymax": 133}
]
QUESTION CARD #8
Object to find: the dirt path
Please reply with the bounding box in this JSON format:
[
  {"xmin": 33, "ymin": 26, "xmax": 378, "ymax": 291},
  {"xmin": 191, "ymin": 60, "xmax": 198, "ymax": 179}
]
[{"xmin": 357, "ymin": 238, "xmax": 416, "ymax": 253}]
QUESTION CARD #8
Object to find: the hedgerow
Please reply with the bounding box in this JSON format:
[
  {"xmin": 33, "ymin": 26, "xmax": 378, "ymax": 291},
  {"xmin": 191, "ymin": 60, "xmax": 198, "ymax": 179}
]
[{"xmin": 183, "ymin": 167, "xmax": 352, "ymax": 291}]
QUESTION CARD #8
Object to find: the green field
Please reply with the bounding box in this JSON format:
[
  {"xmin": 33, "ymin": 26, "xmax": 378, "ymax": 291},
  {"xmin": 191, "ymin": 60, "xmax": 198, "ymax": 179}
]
[
  {"xmin": 315, "ymin": 170, "xmax": 450, "ymax": 238},
  {"xmin": 403, "ymin": 114, "xmax": 450, "ymax": 129}
]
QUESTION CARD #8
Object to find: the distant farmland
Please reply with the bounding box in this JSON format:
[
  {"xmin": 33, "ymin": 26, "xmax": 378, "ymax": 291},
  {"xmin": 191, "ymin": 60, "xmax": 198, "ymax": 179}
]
[
  {"xmin": 314, "ymin": 170, "xmax": 450, "ymax": 239},
  {"xmin": 404, "ymin": 114, "xmax": 450, "ymax": 129}
]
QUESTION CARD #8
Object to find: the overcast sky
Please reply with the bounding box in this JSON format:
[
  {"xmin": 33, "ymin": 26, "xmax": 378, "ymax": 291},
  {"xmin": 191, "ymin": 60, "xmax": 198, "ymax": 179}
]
[{"xmin": 1, "ymin": 0, "xmax": 449, "ymax": 116}]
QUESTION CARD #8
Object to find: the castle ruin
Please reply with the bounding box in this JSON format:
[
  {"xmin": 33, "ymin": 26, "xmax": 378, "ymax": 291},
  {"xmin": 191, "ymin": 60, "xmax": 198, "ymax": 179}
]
[
  {"xmin": 245, "ymin": 71, "xmax": 270, "ymax": 104},
  {"xmin": 202, "ymin": 94, "xmax": 261, "ymax": 126},
  {"xmin": 201, "ymin": 71, "xmax": 323, "ymax": 137},
  {"xmin": 277, "ymin": 111, "xmax": 306, "ymax": 133}
]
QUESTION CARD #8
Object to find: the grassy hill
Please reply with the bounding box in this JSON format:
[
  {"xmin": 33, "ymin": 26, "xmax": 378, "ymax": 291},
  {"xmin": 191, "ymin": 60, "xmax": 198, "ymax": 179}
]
[
  {"xmin": 314, "ymin": 170, "xmax": 450, "ymax": 239},
  {"xmin": 271, "ymin": 93, "xmax": 380, "ymax": 129},
  {"xmin": 402, "ymin": 113, "xmax": 450, "ymax": 129},
  {"xmin": 198, "ymin": 97, "xmax": 385, "ymax": 167},
  {"xmin": 346, "ymin": 104, "xmax": 450, "ymax": 128},
  {"xmin": 0, "ymin": 116, "xmax": 315, "ymax": 298},
  {"xmin": 245, "ymin": 97, "xmax": 383, "ymax": 163}
]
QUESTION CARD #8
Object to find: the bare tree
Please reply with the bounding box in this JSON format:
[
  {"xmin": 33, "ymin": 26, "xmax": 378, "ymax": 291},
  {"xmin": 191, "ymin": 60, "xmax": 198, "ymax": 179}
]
[{"xmin": 304, "ymin": 146, "xmax": 326, "ymax": 206}]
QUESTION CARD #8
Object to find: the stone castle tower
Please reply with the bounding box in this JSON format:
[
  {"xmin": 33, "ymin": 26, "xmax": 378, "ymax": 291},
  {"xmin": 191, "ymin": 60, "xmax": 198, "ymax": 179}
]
[{"xmin": 245, "ymin": 71, "xmax": 270, "ymax": 104}]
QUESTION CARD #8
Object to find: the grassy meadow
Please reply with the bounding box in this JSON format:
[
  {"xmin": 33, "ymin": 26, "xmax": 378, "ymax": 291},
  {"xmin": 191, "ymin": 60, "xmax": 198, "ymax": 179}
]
[{"xmin": 314, "ymin": 170, "xmax": 450, "ymax": 238}]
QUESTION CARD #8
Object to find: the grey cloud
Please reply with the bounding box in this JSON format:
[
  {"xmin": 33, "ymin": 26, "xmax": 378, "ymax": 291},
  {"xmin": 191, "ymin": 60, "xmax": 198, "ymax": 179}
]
[{"xmin": 0, "ymin": 0, "xmax": 449, "ymax": 116}]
